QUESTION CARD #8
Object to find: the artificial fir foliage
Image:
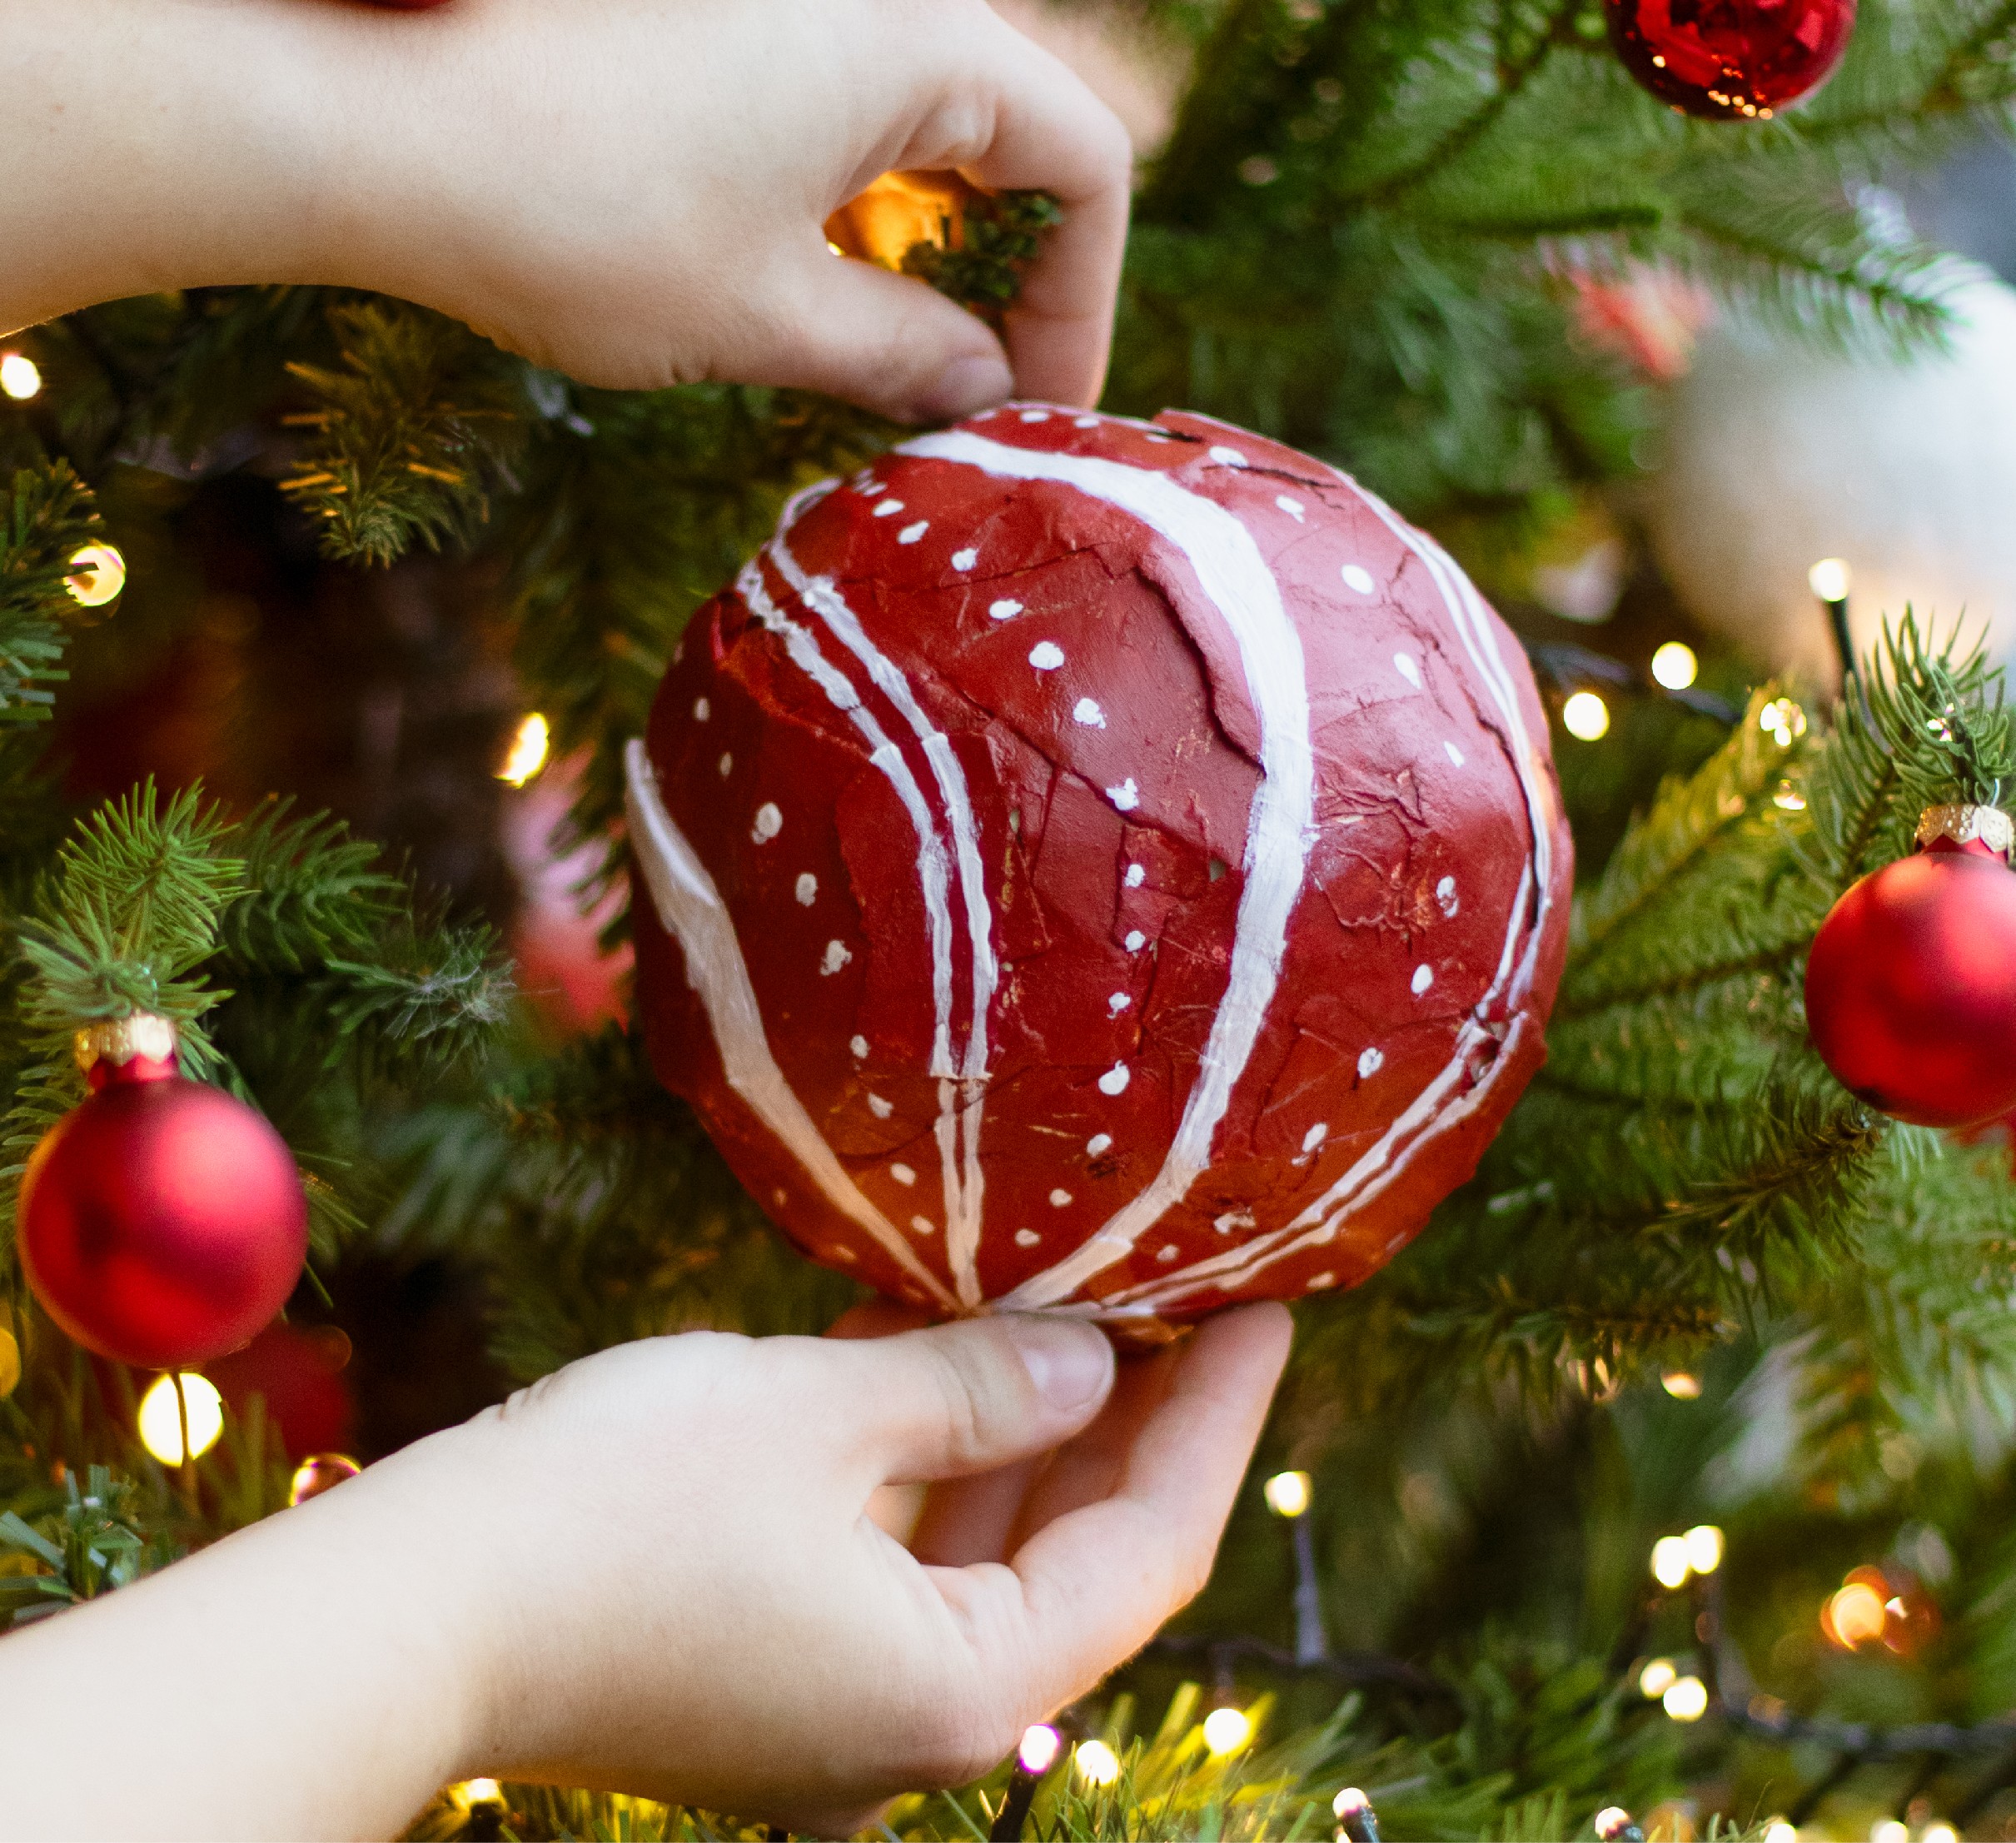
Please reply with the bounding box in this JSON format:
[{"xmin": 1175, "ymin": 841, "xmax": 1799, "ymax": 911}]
[{"xmin": 5, "ymin": 0, "xmax": 2016, "ymax": 1836}]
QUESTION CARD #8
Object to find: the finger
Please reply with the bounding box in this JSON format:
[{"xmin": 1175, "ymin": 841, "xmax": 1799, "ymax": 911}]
[
  {"xmin": 818, "ymin": 1313, "xmax": 1116, "ymax": 1487},
  {"xmin": 909, "ymin": 1452, "xmax": 1045, "ymax": 1567},
  {"xmin": 941, "ymin": 1303, "xmax": 1291, "ymax": 1709},
  {"xmin": 1003, "ymin": 1342, "xmax": 1182, "ymax": 1547}
]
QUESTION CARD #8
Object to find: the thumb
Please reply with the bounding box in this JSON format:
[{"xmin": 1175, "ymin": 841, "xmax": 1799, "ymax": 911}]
[
  {"xmin": 734, "ymin": 245, "xmax": 1016, "ymax": 425},
  {"xmin": 828, "ymin": 1313, "xmax": 1116, "ymax": 1487}
]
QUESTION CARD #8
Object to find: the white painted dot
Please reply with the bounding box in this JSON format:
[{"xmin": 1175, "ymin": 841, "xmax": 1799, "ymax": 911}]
[
  {"xmin": 1105, "ymin": 778, "xmax": 1139, "ymax": 812},
  {"xmin": 1124, "ymin": 929, "xmax": 1147, "ymax": 952},
  {"xmin": 1302, "ymin": 1121, "xmax": 1327, "ymax": 1153},
  {"xmin": 1342, "ymin": 565, "xmax": 1376, "ymax": 595},
  {"xmin": 989, "ymin": 599, "xmax": 1023, "ymax": 620},
  {"xmin": 1357, "ymin": 1046, "xmax": 1384, "ymax": 1078},
  {"xmin": 1125, "ymin": 863, "xmax": 1146, "ymax": 888},
  {"xmin": 898, "ymin": 521, "xmax": 928, "ymax": 545},
  {"xmin": 1307, "ymin": 1272, "xmax": 1337, "ymax": 1291},
  {"xmin": 1157, "ymin": 1244, "xmax": 1180, "ymax": 1262},
  {"xmin": 1073, "ymin": 415, "xmax": 1099, "ymax": 429},
  {"xmin": 1145, "ymin": 432, "xmax": 1174, "ymax": 443},
  {"xmin": 849, "ymin": 1034, "xmax": 869, "ymax": 1058},
  {"xmin": 834, "ymin": 1245, "xmax": 858, "ymax": 1262},
  {"xmin": 1049, "ymin": 1188, "xmax": 1073, "ymax": 1208},
  {"xmin": 1029, "ymin": 640, "xmax": 1065, "ymax": 670},
  {"xmin": 1108, "ymin": 992, "xmax": 1131, "ymax": 1016},
  {"xmin": 693, "ymin": 697, "xmax": 710, "ymax": 721},
  {"xmin": 821, "ymin": 939, "xmax": 853, "ymax": 976},
  {"xmin": 1019, "ymin": 409, "xmax": 1050, "ymax": 423},
  {"xmin": 718, "ymin": 752, "xmax": 733, "ymax": 777},
  {"xmin": 1214, "ymin": 1210, "xmax": 1254, "ymax": 1235},
  {"xmin": 868, "ymin": 1093, "xmax": 894, "ymax": 1119},
  {"xmin": 1086, "ymin": 1133, "xmax": 1113, "ymax": 1156},
  {"xmin": 1393, "ymin": 652, "xmax": 1421, "ymax": 688},
  {"xmin": 795, "ymin": 872, "xmax": 818, "ymax": 905},
  {"xmin": 952, "ymin": 548, "xmax": 978, "ymax": 571},
  {"xmin": 1436, "ymin": 875, "xmax": 1458, "ymax": 916},
  {"xmin": 890, "ymin": 1163, "xmax": 917, "ymax": 1186},
  {"xmin": 874, "ymin": 499, "xmax": 904, "ymax": 517},
  {"xmin": 774, "ymin": 1188, "xmax": 787, "ymax": 1207},
  {"xmin": 1444, "ymin": 740, "xmax": 1465, "ymax": 766},
  {"xmin": 1015, "ymin": 1228, "xmax": 1042, "ymax": 1247},
  {"xmin": 1210, "ymin": 445, "xmax": 1248, "ymax": 467},
  {"xmin": 1411, "ymin": 964, "xmax": 1434, "ymax": 995},
  {"xmin": 1276, "ymin": 495, "xmax": 1306, "ymax": 521},
  {"xmin": 751, "ymin": 802, "xmax": 782, "ymax": 843},
  {"xmin": 911, "ymin": 1216, "xmax": 935, "ymax": 1236},
  {"xmin": 1098, "ymin": 1063, "xmax": 1131, "ymax": 1096},
  {"xmin": 1073, "ymin": 697, "xmax": 1107, "ymax": 729}
]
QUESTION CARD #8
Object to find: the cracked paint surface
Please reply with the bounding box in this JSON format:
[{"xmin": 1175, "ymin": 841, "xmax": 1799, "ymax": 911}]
[{"xmin": 630, "ymin": 406, "xmax": 1571, "ymax": 1328}]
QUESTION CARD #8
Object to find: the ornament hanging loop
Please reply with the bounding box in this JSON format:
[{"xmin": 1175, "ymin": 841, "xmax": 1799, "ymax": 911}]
[
  {"xmin": 1914, "ymin": 804, "xmax": 2014, "ymax": 862},
  {"xmin": 75, "ymin": 1013, "xmax": 180, "ymax": 1089}
]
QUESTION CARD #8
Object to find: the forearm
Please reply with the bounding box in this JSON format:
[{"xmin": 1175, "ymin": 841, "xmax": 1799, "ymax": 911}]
[{"xmin": 0, "ymin": 1445, "xmax": 478, "ymax": 1841}]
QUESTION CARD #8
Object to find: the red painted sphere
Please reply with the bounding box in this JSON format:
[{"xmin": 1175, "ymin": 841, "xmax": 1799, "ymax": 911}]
[
  {"xmin": 19, "ymin": 1076, "xmax": 308, "ymax": 1368},
  {"xmin": 630, "ymin": 406, "xmax": 1571, "ymax": 1329},
  {"xmin": 1605, "ymin": 0, "xmax": 1855, "ymax": 118},
  {"xmin": 1805, "ymin": 849, "xmax": 2016, "ymax": 1128}
]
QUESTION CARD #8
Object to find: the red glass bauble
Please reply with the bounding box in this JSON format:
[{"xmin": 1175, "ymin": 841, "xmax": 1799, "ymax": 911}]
[
  {"xmin": 1805, "ymin": 846, "xmax": 2016, "ymax": 1128},
  {"xmin": 630, "ymin": 406, "xmax": 1571, "ymax": 1330},
  {"xmin": 207, "ymin": 1322, "xmax": 356, "ymax": 1460},
  {"xmin": 1604, "ymin": 0, "xmax": 1856, "ymax": 119},
  {"xmin": 18, "ymin": 1068, "xmax": 309, "ymax": 1368}
]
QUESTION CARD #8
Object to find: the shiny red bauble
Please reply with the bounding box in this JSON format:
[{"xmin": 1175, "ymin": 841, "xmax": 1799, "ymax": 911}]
[
  {"xmin": 18, "ymin": 1058, "xmax": 308, "ymax": 1369},
  {"xmin": 1605, "ymin": 0, "xmax": 1856, "ymax": 118},
  {"xmin": 1805, "ymin": 844, "xmax": 2016, "ymax": 1128}
]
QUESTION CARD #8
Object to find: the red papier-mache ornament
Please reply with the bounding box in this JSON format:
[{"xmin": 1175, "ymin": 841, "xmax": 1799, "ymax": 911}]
[
  {"xmin": 627, "ymin": 407, "xmax": 1573, "ymax": 1331},
  {"xmin": 1806, "ymin": 804, "xmax": 2016, "ymax": 1128},
  {"xmin": 1605, "ymin": 0, "xmax": 1855, "ymax": 120},
  {"xmin": 17, "ymin": 1014, "xmax": 309, "ymax": 1368}
]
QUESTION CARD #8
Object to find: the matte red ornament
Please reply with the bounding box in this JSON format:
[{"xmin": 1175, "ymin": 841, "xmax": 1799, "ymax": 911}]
[
  {"xmin": 18, "ymin": 1024, "xmax": 309, "ymax": 1369},
  {"xmin": 1604, "ymin": 0, "xmax": 1855, "ymax": 119},
  {"xmin": 1805, "ymin": 818, "xmax": 2016, "ymax": 1128},
  {"xmin": 628, "ymin": 406, "xmax": 1572, "ymax": 1329}
]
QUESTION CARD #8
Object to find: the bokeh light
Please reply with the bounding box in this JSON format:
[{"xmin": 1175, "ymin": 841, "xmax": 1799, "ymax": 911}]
[
  {"xmin": 1562, "ymin": 690, "xmax": 1611, "ymax": 741},
  {"xmin": 137, "ymin": 1372, "xmax": 224, "ymax": 1466},
  {"xmin": 1650, "ymin": 642, "xmax": 1698, "ymax": 690},
  {"xmin": 1660, "ymin": 1370, "xmax": 1702, "ymax": 1399},
  {"xmin": 288, "ymin": 1452, "xmax": 362, "ymax": 1507},
  {"xmin": 1822, "ymin": 1578, "xmax": 1889, "ymax": 1649},
  {"xmin": 1661, "ymin": 1675, "xmax": 1708, "ymax": 1721},
  {"xmin": 1203, "ymin": 1706, "xmax": 1252, "ymax": 1756},
  {"xmin": 1018, "ymin": 1724, "xmax": 1062, "ymax": 1775},
  {"xmin": 1650, "ymin": 1535, "xmax": 1692, "ymax": 1588},
  {"xmin": 0, "ymin": 354, "xmax": 42, "ymax": 401},
  {"xmin": 1638, "ymin": 1657, "xmax": 1677, "ymax": 1699},
  {"xmin": 1073, "ymin": 1740, "xmax": 1120, "ymax": 1787},
  {"xmin": 498, "ymin": 712, "xmax": 551, "ymax": 787},
  {"xmin": 65, "ymin": 542, "xmax": 126, "ymax": 608},
  {"xmin": 1807, "ymin": 557, "xmax": 1852, "ymax": 602},
  {"xmin": 1263, "ymin": 1469, "xmax": 1312, "ymax": 1517},
  {"xmin": 1684, "ymin": 1525, "xmax": 1725, "ymax": 1576}
]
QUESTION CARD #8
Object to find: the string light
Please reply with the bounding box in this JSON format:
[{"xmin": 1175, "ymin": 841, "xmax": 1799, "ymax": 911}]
[
  {"xmin": 1762, "ymin": 1821, "xmax": 1797, "ymax": 1843},
  {"xmin": 1684, "ymin": 1525, "xmax": 1725, "ymax": 1575},
  {"xmin": 288, "ymin": 1452, "xmax": 361, "ymax": 1506},
  {"xmin": 1264, "ymin": 1468, "xmax": 1313, "ymax": 1517},
  {"xmin": 1202, "ymin": 1706, "xmax": 1252, "ymax": 1756},
  {"xmin": 1822, "ymin": 1577, "xmax": 1888, "ymax": 1648},
  {"xmin": 1650, "ymin": 642, "xmax": 1698, "ymax": 690},
  {"xmin": 1073, "ymin": 1739, "xmax": 1120, "ymax": 1787},
  {"xmin": 1018, "ymin": 1724, "xmax": 1062, "ymax": 1775},
  {"xmin": 1333, "ymin": 1786, "xmax": 1381, "ymax": 1842},
  {"xmin": 1638, "ymin": 1657, "xmax": 1677, "ymax": 1699},
  {"xmin": 1562, "ymin": 690, "xmax": 1610, "ymax": 741},
  {"xmin": 1660, "ymin": 1370, "xmax": 1701, "ymax": 1399},
  {"xmin": 1773, "ymin": 780, "xmax": 1808, "ymax": 812},
  {"xmin": 137, "ymin": 1372, "xmax": 224, "ymax": 1465},
  {"xmin": 448, "ymin": 1780, "xmax": 504, "ymax": 1811},
  {"xmin": 1922, "ymin": 1824, "xmax": 1959, "ymax": 1843},
  {"xmin": 1594, "ymin": 1808, "xmax": 1641, "ymax": 1842},
  {"xmin": 1759, "ymin": 697, "xmax": 1806, "ymax": 748},
  {"xmin": 1333, "ymin": 1788, "xmax": 1372, "ymax": 1821},
  {"xmin": 65, "ymin": 543, "xmax": 126, "ymax": 608},
  {"xmin": 1807, "ymin": 558, "xmax": 1852, "ymax": 603},
  {"xmin": 0, "ymin": 353, "xmax": 42, "ymax": 401},
  {"xmin": 1869, "ymin": 1821, "xmax": 1907, "ymax": 1843},
  {"xmin": 498, "ymin": 712, "xmax": 551, "ymax": 787},
  {"xmin": 1650, "ymin": 1535, "xmax": 1692, "ymax": 1588},
  {"xmin": 1661, "ymin": 1675, "xmax": 1708, "ymax": 1721}
]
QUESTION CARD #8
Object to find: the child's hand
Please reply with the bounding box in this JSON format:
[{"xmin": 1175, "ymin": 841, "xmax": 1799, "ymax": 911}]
[{"xmin": 0, "ymin": 1306, "xmax": 1289, "ymax": 1840}]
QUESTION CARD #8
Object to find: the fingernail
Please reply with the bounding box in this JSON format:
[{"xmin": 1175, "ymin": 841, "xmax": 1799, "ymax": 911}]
[
  {"xmin": 1008, "ymin": 1316, "xmax": 1113, "ymax": 1413},
  {"xmin": 909, "ymin": 353, "xmax": 1014, "ymax": 425}
]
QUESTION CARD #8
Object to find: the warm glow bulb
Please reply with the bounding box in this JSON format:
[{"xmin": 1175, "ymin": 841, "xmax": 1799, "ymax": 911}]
[
  {"xmin": 1202, "ymin": 1706, "xmax": 1252, "ymax": 1756},
  {"xmin": 1650, "ymin": 1535, "xmax": 1692, "ymax": 1589},
  {"xmin": 1593, "ymin": 1808, "xmax": 1635, "ymax": 1842},
  {"xmin": 499, "ymin": 712, "xmax": 551, "ymax": 787},
  {"xmin": 1264, "ymin": 1468, "xmax": 1312, "ymax": 1517},
  {"xmin": 1073, "ymin": 1739, "xmax": 1120, "ymax": 1787},
  {"xmin": 1921, "ymin": 1824, "xmax": 1959, "ymax": 1843},
  {"xmin": 450, "ymin": 1780, "xmax": 504, "ymax": 1811},
  {"xmin": 1637, "ymin": 1657, "xmax": 1677, "ymax": 1700},
  {"xmin": 1762, "ymin": 1822, "xmax": 1796, "ymax": 1843},
  {"xmin": 137, "ymin": 1372, "xmax": 224, "ymax": 1465},
  {"xmin": 1808, "ymin": 557, "xmax": 1852, "ymax": 602},
  {"xmin": 1825, "ymin": 1581, "xmax": 1888, "ymax": 1647},
  {"xmin": 1684, "ymin": 1525, "xmax": 1725, "ymax": 1576},
  {"xmin": 1333, "ymin": 1789, "xmax": 1371, "ymax": 1821},
  {"xmin": 1759, "ymin": 697, "xmax": 1807, "ymax": 748},
  {"xmin": 1660, "ymin": 1370, "xmax": 1701, "ymax": 1399},
  {"xmin": 1561, "ymin": 690, "xmax": 1610, "ymax": 741},
  {"xmin": 1650, "ymin": 642, "xmax": 1698, "ymax": 690},
  {"xmin": 66, "ymin": 543, "xmax": 126, "ymax": 608},
  {"xmin": 1661, "ymin": 1675, "xmax": 1708, "ymax": 1721},
  {"xmin": 1869, "ymin": 1822, "xmax": 1908, "ymax": 1843},
  {"xmin": 0, "ymin": 354, "xmax": 42, "ymax": 401},
  {"xmin": 1018, "ymin": 1724, "xmax": 1062, "ymax": 1775}
]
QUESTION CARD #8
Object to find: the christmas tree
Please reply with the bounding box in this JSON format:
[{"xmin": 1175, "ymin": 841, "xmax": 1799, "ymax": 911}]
[{"xmin": 7, "ymin": 0, "xmax": 2016, "ymax": 1836}]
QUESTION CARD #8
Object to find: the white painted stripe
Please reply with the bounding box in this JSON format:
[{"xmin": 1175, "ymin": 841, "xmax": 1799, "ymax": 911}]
[
  {"xmin": 623, "ymin": 742, "xmax": 956, "ymax": 1311},
  {"xmin": 898, "ymin": 431, "xmax": 1318, "ymax": 1311},
  {"xmin": 769, "ymin": 494, "xmax": 1000, "ymax": 1309}
]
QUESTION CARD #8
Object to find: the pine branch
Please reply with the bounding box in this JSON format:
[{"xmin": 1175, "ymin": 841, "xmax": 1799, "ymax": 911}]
[
  {"xmin": 901, "ymin": 190, "xmax": 1068, "ymax": 319},
  {"xmin": 0, "ymin": 462, "xmax": 98, "ymax": 729}
]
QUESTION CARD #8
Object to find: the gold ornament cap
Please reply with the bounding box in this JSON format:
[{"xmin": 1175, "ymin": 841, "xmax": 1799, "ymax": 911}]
[
  {"xmin": 74, "ymin": 1012, "xmax": 178, "ymax": 1074},
  {"xmin": 1915, "ymin": 804, "xmax": 2014, "ymax": 859}
]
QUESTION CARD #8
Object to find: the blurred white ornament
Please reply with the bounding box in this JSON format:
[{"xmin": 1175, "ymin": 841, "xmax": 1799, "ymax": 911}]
[{"xmin": 1649, "ymin": 268, "xmax": 2016, "ymax": 685}]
